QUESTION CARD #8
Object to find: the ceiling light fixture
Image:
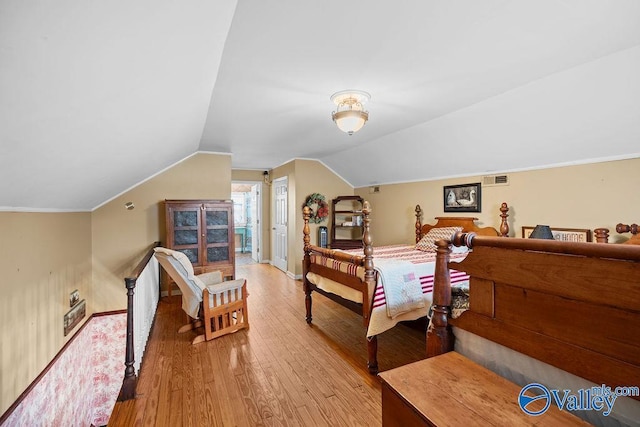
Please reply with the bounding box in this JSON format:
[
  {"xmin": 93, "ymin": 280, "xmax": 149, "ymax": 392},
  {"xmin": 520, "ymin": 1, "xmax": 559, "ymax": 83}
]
[{"xmin": 330, "ymin": 90, "xmax": 370, "ymax": 135}]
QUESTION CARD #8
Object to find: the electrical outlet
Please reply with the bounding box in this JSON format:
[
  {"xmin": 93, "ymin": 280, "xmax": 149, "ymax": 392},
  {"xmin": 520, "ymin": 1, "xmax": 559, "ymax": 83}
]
[{"xmin": 70, "ymin": 290, "xmax": 79, "ymax": 307}]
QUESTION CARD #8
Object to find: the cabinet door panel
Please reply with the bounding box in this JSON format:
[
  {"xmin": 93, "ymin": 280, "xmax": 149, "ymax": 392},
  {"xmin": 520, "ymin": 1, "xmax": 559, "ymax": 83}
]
[
  {"xmin": 174, "ymin": 229, "xmax": 199, "ymax": 245},
  {"xmin": 207, "ymin": 246, "xmax": 229, "ymax": 263},
  {"xmin": 167, "ymin": 206, "xmax": 201, "ymax": 265},
  {"xmin": 178, "ymin": 248, "xmax": 199, "ymax": 264},
  {"xmin": 174, "ymin": 210, "xmax": 199, "ymax": 227},
  {"xmin": 207, "ymin": 228, "xmax": 229, "ymax": 244},
  {"xmin": 206, "ymin": 210, "xmax": 229, "ymax": 226},
  {"xmin": 203, "ymin": 205, "xmax": 233, "ymax": 268}
]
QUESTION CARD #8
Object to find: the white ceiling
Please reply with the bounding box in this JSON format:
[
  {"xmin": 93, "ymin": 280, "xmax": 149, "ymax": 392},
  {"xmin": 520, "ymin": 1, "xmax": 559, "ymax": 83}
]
[{"xmin": 2, "ymin": 1, "xmax": 640, "ymax": 211}]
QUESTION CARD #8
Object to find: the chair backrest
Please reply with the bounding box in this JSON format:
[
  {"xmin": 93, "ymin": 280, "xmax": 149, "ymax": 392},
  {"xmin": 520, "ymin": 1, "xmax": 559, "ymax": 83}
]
[{"xmin": 154, "ymin": 247, "xmax": 204, "ymax": 319}]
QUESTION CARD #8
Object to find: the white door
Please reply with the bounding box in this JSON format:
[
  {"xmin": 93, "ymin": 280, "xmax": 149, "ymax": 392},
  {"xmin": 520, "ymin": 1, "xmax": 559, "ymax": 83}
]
[
  {"xmin": 273, "ymin": 177, "xmax": 288, "ymax": 272},
  {"xmin": 250, "ymin": 184, "xmax": 260, "ymax": 262}
]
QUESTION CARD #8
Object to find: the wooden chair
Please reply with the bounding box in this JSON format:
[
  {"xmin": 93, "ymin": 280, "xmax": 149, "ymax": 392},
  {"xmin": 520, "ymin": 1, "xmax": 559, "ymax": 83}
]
[{"xmin": 154, "ymin": 247, "xmax": 249, "ymax": 344}]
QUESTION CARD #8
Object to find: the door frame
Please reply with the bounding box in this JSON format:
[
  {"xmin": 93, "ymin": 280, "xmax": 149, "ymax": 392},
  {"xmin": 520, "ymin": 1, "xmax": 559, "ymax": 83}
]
[
  {"xmin": 231, "ymin": 180, "xmax": 263, "ymax": 263},
  {"xmin": 249, "ymin": 183, "xmax": 261, "ymax": 262},
  {"xmin": 271, "ymin": 176, "xmax": 288, "ymax": 273}
]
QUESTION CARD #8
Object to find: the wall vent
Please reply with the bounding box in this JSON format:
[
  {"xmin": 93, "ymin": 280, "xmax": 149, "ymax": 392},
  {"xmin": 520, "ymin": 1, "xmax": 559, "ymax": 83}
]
[
  {"xmin": 369, "ymin": 186, "xmax": 380, "ymax": 194},
  {"xmin": 482, "ymin": 174, "xmax": 509, "ymax": 187}
]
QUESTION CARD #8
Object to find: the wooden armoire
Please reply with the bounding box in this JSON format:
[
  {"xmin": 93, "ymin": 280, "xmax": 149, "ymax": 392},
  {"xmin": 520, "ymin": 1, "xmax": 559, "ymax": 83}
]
[{"xmin": 164, "ymin": 200, "xmax": 235, "ymax": 293}]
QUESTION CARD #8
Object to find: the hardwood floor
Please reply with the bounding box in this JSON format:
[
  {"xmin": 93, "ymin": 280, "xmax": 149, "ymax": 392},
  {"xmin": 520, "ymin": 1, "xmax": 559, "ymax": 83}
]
[{"xmin": 109, "ymin": 263, "xmax": 427, "ymax": 426}]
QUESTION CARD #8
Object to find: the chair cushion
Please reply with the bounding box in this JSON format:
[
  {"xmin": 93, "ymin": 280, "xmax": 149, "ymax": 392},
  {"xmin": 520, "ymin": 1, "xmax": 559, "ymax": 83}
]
[{"xmin": 197, "ymin": 271, "xmax": 223, "ymax": 286}]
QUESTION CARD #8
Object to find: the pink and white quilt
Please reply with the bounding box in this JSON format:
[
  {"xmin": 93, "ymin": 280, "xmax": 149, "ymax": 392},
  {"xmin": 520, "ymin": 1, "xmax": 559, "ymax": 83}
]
[{"xmin": 307, "ymin": 244, "xmax": 468, "ymax": 337}]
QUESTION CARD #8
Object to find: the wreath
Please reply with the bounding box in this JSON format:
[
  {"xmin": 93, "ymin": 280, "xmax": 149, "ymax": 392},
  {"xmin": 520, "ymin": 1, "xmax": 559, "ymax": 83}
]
[{"xmin": 304, "ymin": 193, "xmax": 329, "ymax": 224}]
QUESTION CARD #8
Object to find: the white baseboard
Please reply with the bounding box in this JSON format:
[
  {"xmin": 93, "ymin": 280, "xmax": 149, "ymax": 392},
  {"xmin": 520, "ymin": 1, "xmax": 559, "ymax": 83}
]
[{"xmin": 286, "ymin": 271, "xmax": 302, "ymax": 280}]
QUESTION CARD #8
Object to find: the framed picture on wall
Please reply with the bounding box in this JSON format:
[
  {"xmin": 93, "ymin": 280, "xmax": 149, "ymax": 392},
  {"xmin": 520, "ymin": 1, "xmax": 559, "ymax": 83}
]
[
  {"xmin": 63, "ymin": 299, "xmax": 86, "ymax": 336},
  {"xmin": 522, "ymin": 226, "xmax": 592, "ymax": 242},
  {"xmin": 443, "ymin": 183, "xmax": 481, "ymax": 213}
]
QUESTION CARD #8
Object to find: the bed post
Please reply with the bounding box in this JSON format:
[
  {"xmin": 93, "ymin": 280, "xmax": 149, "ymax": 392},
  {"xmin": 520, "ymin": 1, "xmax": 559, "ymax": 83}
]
[
  {"xmin": 617, "ymin": 223, "xmax": 639, "ymax": 235},
  {"xmin": 594, "ymin": 228, "xmax": 610, "ymax": 243},
  {"xmin": 499, "ymin": 202, "xmax": 509, "ymax": 237},
  {"xmin": 302, "ymin": 206, "xmax": 313, "ymax": 324},
  {"xmin": 617, "ymin": 223, "xmax": 640, "ymax": 244},
  {"xmin": 426, "ymin": 238, "xmax": 455, "ymax": 358},
  {"xmin": 361, "ymin": 201, "xmax": 378, "ymax": 374},
  {"xmin": 415, "ymin": 205, "xmax": 423, "ymax": 243}
]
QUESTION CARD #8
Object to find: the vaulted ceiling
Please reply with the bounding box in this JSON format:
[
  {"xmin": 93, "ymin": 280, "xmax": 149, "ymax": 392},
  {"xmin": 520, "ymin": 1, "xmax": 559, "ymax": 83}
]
[{"xmin": 2, "ymin": 1, "xmax": 639, "ymax": 211}]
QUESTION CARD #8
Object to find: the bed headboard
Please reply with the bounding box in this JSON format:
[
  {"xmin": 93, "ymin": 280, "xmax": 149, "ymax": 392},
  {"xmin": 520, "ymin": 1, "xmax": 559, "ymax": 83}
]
[
  {"xmin": 415, "ymin": 202, "xmax": 510, "ymax": 243},
  {"xmin": 427, "ymin": 233, "xmax": 640, "ymax": 400}
]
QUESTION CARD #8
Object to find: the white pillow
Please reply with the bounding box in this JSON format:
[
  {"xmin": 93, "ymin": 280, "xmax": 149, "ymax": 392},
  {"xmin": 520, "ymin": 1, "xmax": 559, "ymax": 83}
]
[
  {"xmin": 451, "ymin": 244, "xmax": 469, "ymax": 254},
  {"xmin": 415, "ymin": 226, "xmax": 463, "ymax": 252}
]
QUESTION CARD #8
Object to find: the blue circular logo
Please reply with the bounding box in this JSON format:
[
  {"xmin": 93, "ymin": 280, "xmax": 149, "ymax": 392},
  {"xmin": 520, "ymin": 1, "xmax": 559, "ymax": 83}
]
[{"xmin": 518, "ymin": 383, "xmax": 551, "ymax": 416}]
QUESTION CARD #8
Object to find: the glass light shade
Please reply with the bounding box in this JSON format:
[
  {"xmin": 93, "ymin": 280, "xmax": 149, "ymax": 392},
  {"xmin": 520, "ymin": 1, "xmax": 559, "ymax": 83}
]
[
  {"xmin": 332, "ymin": 110, "xmax": 368, "ymax": 135},
  {"xmin": 330, "ymin": 90, "xmax": 370, "ymax": 135}
]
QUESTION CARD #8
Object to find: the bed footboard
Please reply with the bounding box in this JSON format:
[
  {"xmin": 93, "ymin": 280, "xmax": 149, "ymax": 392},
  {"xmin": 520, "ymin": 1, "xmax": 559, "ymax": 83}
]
[
  {"xmin": 428, "ymin": 231, "xmax": 640, "ymax": 400},
  {"xmin": 303, "ymin": 201, "xmax": 379, "ymax": 373},
  {"xmin": 302, "ymin": 202, "xmax": 375, "ymax": 323}
]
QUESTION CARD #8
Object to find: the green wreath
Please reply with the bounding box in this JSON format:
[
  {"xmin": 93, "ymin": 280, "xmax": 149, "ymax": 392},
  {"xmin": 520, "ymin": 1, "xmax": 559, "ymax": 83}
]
[{"xmin": 304, "ymin": 193, "xmax": 329, "ymax": 224}]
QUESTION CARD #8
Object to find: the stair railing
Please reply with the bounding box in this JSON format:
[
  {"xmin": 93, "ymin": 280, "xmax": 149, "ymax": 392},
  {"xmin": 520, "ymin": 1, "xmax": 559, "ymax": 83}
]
[{"xmin": 117, "ymin": 241, "xmax": 161, "ymax": 401}]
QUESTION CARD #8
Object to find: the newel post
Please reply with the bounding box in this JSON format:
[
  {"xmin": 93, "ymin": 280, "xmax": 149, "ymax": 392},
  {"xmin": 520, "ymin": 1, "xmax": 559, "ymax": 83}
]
[{"xmin": 117, "ymin": 277, "xmax": 137, "ymax": 401}]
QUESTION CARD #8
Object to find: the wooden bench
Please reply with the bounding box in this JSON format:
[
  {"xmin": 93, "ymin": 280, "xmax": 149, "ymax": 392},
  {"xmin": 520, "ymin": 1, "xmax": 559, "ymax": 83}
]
[{"xmin": 379, "ymin": 352, "xmax": 588, "ymax": 426}]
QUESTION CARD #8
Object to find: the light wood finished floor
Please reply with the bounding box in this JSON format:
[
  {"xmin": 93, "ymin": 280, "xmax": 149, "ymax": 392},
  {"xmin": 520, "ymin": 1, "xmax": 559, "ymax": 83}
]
[{"xmin": 109, "ymin": 263, "xmax": 426, "ymax": 426}]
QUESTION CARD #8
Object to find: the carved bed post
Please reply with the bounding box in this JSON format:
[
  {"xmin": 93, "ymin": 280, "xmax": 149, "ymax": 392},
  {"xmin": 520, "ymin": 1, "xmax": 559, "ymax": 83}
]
[
  {"xmin": 617, "ymin": 223, "xmax": 640, "ymax": 244},
  {"xmin": 362, "ymin": 201, "xmax": 374, "ymax": 325},
  {"xmin": 617, "ymin": 223, "xmax": 639, "ymax": 235},
  {"xmin": 361, "ymin": 201, "xmax": 378, "ymax": 374},
  {"xmin": 594, "ymin": 228, "xmax": 610, "ymax": 243},
  {"xmin": 426, "ymin": 238, "xmax": 455, "ymax": 358},
  {"xmin": 302, "ymin": 206, "xmax": 313, "ymax": 324},
  {"xmin": 415, "ymin": 204, "xmax": 423, "ymax": 243},
  {"xmin": 499, "ymin": 202, "xmax": 509, "ymax": 237}
]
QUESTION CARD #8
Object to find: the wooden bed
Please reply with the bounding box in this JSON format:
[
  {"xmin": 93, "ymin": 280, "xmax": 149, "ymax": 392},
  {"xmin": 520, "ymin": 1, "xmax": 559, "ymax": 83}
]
[
  {"xmin": 424, "ymin": 231, "xmax": 640, "ymax": 424},
  {"xmin": 301, "ymin": 201, "xmax": 510, "ymax": 373}
]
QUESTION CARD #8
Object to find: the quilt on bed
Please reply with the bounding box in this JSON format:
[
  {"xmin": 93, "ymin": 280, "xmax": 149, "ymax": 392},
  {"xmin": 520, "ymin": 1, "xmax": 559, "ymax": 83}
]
[{"xmin": 307, "ymin": 244, "xmax": 469, "ymax": 337}]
